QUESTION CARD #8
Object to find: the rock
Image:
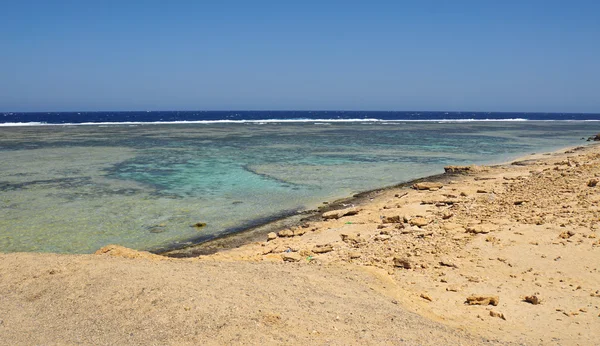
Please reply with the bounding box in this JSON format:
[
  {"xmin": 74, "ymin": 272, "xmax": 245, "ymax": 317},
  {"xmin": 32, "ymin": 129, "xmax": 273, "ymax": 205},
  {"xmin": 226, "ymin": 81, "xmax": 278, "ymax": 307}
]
[
  {"xmin": 512, "ymin": 159, "xmax": 539, "ymax": 166},
  {"xmin": 439, "ymin": 259, "xmax": 459, "ymax": 268},
  {"xmin": 421, "ymin": 199, "xmax": 457, "ymax": 206},
  {"xmin": 282, "ymin": 252, "xmax": 302, "ymax": 262},
  {"xmin": 312, "ymin": 244, "xmax": 333, "ymax": 254},
  {"xmin": 588, "ymin": 178, "xmax": 599, "ymax": 187},
  {"xmin": 340, "ymin": 232, "xmax": 363, "ymax": 246},
  {"xmin": 489, "ymin": 311, "xmax": 506, "ymax": 320},
  {"xmin": 382, "ymin": 215, "xmax": 401, "ymax": 223},
  {"xmin": 466, "ymin": 224, "xmax": 495, "ymax": 234},
  {"xmin": 420, "ymin": 293, "xmax": 433, "ymax": 302},
  {"xmin": 514, "ymin": 200, "xmax": 528, "ymax": 205},
  {"xmin": 444, "ymin": 165, "xmax": 473, "ymax": 174},
  {"xmin": 409, "ymin": 217, "xmax": 429, "ymax": 227},
  {"xmin": 442, "ymin": 212, "xmax": 454, "ymax": 220},
  {"xmin": 559, "ymin": 230, "xmax": 575, "ymax": 239},
  {"xmin": 393, "ymin": 257, "xmax": 414, "ymax": 269},
  {"xmin": 587, "ymin": 133, "xmax": 600, "ymax": 141},
  {"xmin": 267, "ymin": 232, "xmax": 277, "ymax": 241},
  {"xmin": 466, "ymin": 295, "xmax": 499, "ymax": 306},
  {"xmin": 413, "ymin": 182, "xmax": 444, "ymax": 191},
  {"xmin": 293, "ymin": 228, "xmax": 307, "ymax": 236},
  {"xmin": 322, "ymin": 207, "xmax": 360, "ymax": 220},
  {"xmin": 348, "ymin": 251, "xmax": 361, "ymax": 259},
  {"xmin": 191, "ymin": 222, "xmax": 207, "ymax": 229},
  {"xmin": 415, "ymin": 231, "xmax": 433, "ymax": 238},
  {"xmin": 395, "ymin": 192, "xmax": 409, "ymax": 198},
  {"xmin": 524, "ymin": 295, "xmax": 541, "ymax": 305},
  {"xmin": 446, "ymin": 285, "xmax": 461, "ymax": 292},
  {"xmin": 375, "ymin": 234, "xmax": 391, "ymax": 241},
  {"xmin": 278, "ymin": 229, "xmax": 295, "ymax": 237},
  {"xmin": 379, "ymin": 228, "xmax": 391, "ymax": 235}
]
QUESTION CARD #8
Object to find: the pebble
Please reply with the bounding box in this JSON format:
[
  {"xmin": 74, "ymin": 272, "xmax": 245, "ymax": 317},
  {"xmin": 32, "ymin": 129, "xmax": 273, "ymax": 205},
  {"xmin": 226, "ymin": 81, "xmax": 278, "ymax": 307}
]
[
  {"xmin": 282, "ymin": 252, "xmax": 302, "ymax": 262},
  {"xmin": 278, "ymin": 229, "xmax": 294, "ymax": 237},
  {"xmin": 393, "ymin": 257, "xmax": 414, "ymax": 269},
  {"xmin": 524, "ymin": 295, "xmax": 541, "ymax": 305},
  {"xmin": 466, "ymin": 295, "xmax": 499, "ymax": 306},
  {"xmin": 312, "ymin": 244, "xmax": 333, "ymax": 254}
]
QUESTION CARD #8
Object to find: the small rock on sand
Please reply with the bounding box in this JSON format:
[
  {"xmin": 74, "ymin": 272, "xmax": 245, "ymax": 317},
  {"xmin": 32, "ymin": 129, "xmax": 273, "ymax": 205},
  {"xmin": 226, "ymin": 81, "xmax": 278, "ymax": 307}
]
[
  {"xmin": 413, "ymin": 182, "xmax": 443, "ymax": 191},
  {"xmin": 278, "ymin": 229, "xmax": 295, "ymax": 237},
  {"xmin": 466, "ymin": 295, "xmax": 499, "ymax": 306},
  {"xmin": 420, "ymin": 293, "xmax": 433, "ymax": 302},
  {"xmin": 588, "ymin": 178, "xmax": 598, "ymax": 187},
  {"xmin": 282, "ymin": 252, "xmax": 302, "ymax": 262},
  {"xmin": 466, "ymin": 225, "xmax": 494, "ymax": 234},
  {"xmin": 393, "ymin": 257, "xmax": 414, "ymax": 269},
  {"xmin": 348, "ymin": 251, "xmax": 361, "ymax": 259},
  {"xmin": 375, "ymin": 234, "xmax": 391, "ymax": 241},
  {"xmin": 293, "ymin": 228, "xmax": 307, "ymax": 236},
  {"xmin": 439, "ymin": 259, "xmax": 459, "ymax": 268},
  {"xmin": 312, "ymin": 244, "xmax": 333, "ymax": 254},
  {"xmin": 524, "ymin": 295, "xmax": 541, "ymax": 305},
  {"xmin": 340, "ymin": 232, "xmax": 363, "ymax": 246},
  {"xmin": 559, "ymin": 230, "xmax": 575, "ymax": 239},
  {"xmin": 409, "ymin": 217, "xmax": 429, "ymax": 227},
  {"xmin": 267, "ymin": 232, "xmax": 277, "ymax": 241},
  {"xmin": 446, "ymin": 285, "xmax": 461, "ymax": 292},
  {"xmin": 382, "ymin": 215, "xmax": 401, "ymax": 223},
  {"xmin": 322, "ymin": 207, "xmax": 360, "ymax": 220},
  {"xmin": 444, "ymin": 166, "xmax": 473, "ymax": 174},
  {"xmin": 489, "ymin": 311, "xmax": 506, "ymax": 320}
]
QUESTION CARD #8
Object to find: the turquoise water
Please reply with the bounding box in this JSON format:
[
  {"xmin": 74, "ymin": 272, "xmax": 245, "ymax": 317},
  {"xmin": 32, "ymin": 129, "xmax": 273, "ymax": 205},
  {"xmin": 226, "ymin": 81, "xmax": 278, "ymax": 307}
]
[{"xmin": 0, "ymin": 121, "xmax": 598, "ymax": 253}]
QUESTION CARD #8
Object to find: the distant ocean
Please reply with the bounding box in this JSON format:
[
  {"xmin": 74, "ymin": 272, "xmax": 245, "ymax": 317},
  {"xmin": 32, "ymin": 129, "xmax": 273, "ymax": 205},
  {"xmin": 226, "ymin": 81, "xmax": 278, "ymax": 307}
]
[
  {"xmin": 1, "ymin": 111, "xmax": 599, "ymax": 254},
  {"xmin": 2, "ymin": 110, "xmax": 600, "ymax": 126}
]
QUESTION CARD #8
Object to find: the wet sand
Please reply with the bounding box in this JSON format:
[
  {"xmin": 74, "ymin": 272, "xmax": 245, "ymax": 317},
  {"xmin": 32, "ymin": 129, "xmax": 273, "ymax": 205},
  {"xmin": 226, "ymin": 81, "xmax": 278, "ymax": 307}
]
[{"xmin": 1, "ymin": 142, "xmax": 599, "ymax": 345}]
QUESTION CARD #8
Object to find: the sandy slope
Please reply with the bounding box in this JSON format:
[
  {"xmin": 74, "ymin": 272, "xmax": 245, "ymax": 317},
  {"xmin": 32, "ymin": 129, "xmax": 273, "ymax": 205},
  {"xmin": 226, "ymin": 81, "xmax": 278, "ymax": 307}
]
[
  {"xmin": 0, "ymin": 252, "xmax": 490, "ymax": 345},
  {"xmin": 1, "ymin": 143, "xmax": 599, "ymax": 345}
]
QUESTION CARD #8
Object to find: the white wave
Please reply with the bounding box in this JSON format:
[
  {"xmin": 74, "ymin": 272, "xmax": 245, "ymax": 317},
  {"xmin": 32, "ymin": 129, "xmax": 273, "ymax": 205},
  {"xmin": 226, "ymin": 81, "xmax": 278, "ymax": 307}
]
[
  {"xmin": 1, "ymin": 118, "xmax": 599, "ymax": 127},
  {"xmin": 0, "ymin": 122, "xmax": 47, "ymax": 126}
]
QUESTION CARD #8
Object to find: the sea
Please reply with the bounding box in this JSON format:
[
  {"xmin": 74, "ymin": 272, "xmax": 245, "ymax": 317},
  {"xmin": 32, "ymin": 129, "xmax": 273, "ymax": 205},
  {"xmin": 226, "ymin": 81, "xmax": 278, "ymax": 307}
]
[{"xmin": 1, "ymin": 111, "xmax": 599, "ymax": 254}]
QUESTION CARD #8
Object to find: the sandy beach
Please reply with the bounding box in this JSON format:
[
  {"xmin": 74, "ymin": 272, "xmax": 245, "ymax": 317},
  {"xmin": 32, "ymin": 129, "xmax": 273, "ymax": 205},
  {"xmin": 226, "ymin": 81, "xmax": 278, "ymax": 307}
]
[{"xmin": 1, "ymin": 142, "xmax": 599, "ymax": 345}]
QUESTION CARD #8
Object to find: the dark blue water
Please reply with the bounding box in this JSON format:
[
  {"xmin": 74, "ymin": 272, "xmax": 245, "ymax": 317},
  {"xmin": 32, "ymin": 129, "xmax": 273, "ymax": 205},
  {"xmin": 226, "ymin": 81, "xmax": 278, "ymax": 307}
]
[{"xmin": 2, "ymin": 111, "xmax": 600, "ymax": 125}]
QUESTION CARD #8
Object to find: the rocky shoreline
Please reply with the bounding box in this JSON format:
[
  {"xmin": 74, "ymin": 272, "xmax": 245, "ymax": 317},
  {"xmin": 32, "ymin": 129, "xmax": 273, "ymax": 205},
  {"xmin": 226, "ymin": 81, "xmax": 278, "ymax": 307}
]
[
  {"xmin": 181, "ymin": 141, "xmax": 600, "ymax": 344},
  {"xmin": 1, "ymin": 141, "xmax": 599, "ymax": 345},
  {"xmin": 160, "ymin": 172, "xmax": 451, "ymax": 257}
]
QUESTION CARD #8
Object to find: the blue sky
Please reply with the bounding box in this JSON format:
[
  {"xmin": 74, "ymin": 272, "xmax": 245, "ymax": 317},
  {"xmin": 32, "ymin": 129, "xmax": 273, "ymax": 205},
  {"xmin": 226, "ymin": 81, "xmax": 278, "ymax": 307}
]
[{"xmin": 1, "ymin": 1, "xmax": 598, "ymax": 112}]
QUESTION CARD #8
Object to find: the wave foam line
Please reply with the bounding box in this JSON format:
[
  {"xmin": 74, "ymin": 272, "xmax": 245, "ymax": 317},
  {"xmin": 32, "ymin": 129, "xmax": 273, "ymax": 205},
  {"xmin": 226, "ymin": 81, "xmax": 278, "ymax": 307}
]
[{"xmin": 2, "ymin": 118, "xmax": 600, "ymax": 127}]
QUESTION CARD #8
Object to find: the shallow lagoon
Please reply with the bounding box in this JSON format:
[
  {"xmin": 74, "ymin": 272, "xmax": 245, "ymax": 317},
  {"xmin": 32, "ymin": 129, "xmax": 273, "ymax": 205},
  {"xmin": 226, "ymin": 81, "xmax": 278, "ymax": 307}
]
[{"xmin": 1, "ymin": 121, "xmax": 598, "ymax": 253}]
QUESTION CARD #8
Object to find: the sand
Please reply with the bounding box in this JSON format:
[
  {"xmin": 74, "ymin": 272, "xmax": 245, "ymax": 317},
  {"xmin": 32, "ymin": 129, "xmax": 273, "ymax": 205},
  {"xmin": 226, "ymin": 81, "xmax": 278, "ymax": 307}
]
[{"xmin": 1, "ymin": 143, "xmax": 599, "ymax": 345}]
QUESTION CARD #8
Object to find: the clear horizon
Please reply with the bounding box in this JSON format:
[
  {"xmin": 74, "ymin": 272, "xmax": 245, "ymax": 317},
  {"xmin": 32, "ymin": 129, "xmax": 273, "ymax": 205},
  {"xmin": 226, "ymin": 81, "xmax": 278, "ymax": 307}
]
[
  {"xmin": 3, "ymin": 109, "xmax": 600, "ymax": 115},
  {"xmin": 2, "ymin": 1, "xmax": 599, "ymax": 113}
]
